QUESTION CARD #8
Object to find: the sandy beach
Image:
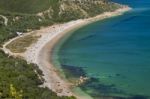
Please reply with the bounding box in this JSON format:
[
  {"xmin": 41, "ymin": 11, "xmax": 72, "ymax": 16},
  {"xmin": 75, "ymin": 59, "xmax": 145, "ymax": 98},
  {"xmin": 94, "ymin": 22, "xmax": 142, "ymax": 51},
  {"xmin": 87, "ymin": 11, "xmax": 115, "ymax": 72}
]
[{"xmin": 3, "ymin": 6, "xmax": 131, "ymax": 99}]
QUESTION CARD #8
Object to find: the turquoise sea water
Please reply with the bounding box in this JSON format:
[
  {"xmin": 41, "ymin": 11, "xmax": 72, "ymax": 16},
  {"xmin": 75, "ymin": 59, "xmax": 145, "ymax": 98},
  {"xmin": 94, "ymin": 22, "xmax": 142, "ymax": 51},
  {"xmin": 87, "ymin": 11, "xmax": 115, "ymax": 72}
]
[{"xmin": 52, "ymin": 0, "xmax": 150, "ymax": 99}]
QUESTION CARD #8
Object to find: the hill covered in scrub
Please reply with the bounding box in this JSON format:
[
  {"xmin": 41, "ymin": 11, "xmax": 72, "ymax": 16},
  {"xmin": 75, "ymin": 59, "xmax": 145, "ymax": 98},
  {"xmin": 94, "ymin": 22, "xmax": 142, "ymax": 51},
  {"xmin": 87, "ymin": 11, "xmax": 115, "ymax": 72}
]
[
  {"xmin": 0, "ymin": 0, "xmax": 123, "ymax": 99},
  {"xmin": 0, "ymin": 0, "xmax": 122, "ymax": 44},
  {"xmin": 0, "ymin": 0, "xmax": 120, "ymax": 14},
  {"xmin": 0, "ymin": 50, "xmax": 76, "ymax": 99},
  {"xmin": 0, "ymin": 0, "xmax": 51, "ymax": 14}
]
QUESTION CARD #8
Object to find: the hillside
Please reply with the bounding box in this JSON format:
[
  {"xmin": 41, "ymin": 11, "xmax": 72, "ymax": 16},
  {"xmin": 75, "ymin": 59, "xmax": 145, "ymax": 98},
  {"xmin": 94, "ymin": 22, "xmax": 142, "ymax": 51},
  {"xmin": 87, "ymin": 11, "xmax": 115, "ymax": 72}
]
[
  {"xmin": 0, "ymin": 0, "xmax": 51, "ymax": 14},
  {"xmin": 0, "ymin": 0, "xmax": 120, "ymax": 14},
  {"xmin": 0, "ymin": 0, "xmax": 123, "ymax": 99},
  {"xmin": 0, "ymin": 50, "xmax": 76, "ymax": 99},
  {"xmin": 0, "ymin": 0, "xmax": 122, "ymax": 44}
]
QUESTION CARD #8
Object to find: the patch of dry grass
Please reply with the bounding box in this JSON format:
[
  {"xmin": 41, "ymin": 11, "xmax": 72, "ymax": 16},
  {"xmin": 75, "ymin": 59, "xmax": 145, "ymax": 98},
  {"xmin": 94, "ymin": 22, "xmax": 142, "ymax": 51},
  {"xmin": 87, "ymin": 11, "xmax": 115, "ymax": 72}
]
[{"xmin": 6, "ymin": 34, "xmax": 40, "ymax": 53}]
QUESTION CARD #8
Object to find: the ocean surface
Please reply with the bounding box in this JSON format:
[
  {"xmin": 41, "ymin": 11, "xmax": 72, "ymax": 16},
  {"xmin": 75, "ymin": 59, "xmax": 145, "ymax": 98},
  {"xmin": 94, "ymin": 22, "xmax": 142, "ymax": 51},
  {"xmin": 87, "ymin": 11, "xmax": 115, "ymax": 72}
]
[{"xmin": 52, "ymin": 0, "xmax": 150, "ymax": 99}]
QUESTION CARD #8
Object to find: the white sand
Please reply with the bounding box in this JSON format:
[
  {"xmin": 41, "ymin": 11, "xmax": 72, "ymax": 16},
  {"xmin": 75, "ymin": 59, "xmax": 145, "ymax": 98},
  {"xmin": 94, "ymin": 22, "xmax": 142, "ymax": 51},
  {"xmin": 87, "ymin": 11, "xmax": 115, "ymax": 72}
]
[{"xmin": 2, "ymin": 6, "xmax": 131, "ymax": 99}]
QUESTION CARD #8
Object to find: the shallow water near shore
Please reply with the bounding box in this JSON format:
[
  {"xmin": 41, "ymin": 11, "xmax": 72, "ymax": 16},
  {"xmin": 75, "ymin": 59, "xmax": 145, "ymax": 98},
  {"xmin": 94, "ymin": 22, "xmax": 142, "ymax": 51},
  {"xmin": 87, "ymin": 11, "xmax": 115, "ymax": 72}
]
[{"xmin": 52, "ymin": 0, "xmax": 150, "ymax": 99}]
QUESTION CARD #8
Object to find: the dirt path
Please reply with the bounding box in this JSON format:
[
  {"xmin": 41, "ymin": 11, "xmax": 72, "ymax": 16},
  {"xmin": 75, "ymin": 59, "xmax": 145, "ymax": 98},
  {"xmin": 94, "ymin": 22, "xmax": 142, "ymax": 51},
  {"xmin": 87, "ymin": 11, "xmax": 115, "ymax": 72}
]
[{"xmin": 0, "ymin": 15, "xmax": 8, "ymax": 26}]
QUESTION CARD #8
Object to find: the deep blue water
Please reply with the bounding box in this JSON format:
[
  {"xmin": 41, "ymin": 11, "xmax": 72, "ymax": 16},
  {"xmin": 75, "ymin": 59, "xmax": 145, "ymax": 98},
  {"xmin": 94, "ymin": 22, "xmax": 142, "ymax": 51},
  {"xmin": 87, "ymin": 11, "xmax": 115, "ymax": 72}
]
[{"xmin": 52, "ymin": 0, "xmax": 150, "ymax": 99}]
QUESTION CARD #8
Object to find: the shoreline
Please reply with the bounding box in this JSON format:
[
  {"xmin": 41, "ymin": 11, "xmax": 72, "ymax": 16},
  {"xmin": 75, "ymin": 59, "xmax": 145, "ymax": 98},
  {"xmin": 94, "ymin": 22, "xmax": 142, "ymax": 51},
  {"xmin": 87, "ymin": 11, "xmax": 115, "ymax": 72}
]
[{"xmin": 3, "ymin": 6, "xmax": 131, "ymax": 99}]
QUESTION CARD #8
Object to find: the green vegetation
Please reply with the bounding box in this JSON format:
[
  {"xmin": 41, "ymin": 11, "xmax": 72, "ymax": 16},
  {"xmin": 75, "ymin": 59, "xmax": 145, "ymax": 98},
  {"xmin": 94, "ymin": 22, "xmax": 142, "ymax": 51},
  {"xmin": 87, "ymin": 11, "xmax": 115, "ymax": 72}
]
[
  {"xmin": 0, "ymin": 0, "xmax": 122, "ymax": 44},
  {"xmin": 0, "ymin": 50, "xmax": 75, "ymax": 99},
  {"xmin": 0, "ymin": 0, "xmax": 51, "ymax": 14},
  {"xmin": 0, "ymin": 15, "xmax": 54, "ymax": 44},
  {"xmin": 6, "ymin": 34, "xmax": 40, "ymax": 53},
  {"xmin": 0, "ymin": 0, "xmax": 123, "ymax": 98}
]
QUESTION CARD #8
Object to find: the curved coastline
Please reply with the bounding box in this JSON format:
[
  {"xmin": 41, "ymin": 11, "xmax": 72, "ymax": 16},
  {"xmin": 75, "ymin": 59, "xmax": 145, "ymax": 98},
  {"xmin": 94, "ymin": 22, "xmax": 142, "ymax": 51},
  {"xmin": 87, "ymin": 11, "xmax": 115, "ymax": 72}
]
[
  {"xmin": 35, "ymin": 6, "xmax": 131, "ymax": 99},
  {"xmin": 3, "ymin": 6, "xmax": 131, "ymax": 99},
  {"xmin": 37, "ymin": 21, "xmax": 94, "ymax": 99}
]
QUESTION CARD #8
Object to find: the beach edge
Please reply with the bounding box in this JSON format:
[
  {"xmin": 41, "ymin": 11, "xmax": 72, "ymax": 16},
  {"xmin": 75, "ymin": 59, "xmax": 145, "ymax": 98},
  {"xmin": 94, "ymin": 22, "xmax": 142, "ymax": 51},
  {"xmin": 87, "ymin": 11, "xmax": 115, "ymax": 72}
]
[
  {"xmin": 35, "ymin": 6, "xmax": 131, "ymax": 99},
  {"xmin": 3, "ymin": 6, "xmax": 131, "ymax": 99}
]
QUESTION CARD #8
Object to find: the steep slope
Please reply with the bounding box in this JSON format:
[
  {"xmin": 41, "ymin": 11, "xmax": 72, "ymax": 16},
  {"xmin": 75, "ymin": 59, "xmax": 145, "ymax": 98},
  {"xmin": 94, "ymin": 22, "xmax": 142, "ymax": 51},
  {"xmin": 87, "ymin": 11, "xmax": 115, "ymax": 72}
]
[
  {"xmin": 0, "ymin": 0, "xmax": 120, "ymax": 15},
  {"xmin": 0, "ymin": 0, "xmax": 122, "ymax": 44},
  {"xmin": 0, "ymin": 0, "xmax": 51, "ymax": 14},
  {"xmin": 37, "ymin": 0, "xmax": 122, "ymax": 21}
]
